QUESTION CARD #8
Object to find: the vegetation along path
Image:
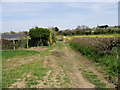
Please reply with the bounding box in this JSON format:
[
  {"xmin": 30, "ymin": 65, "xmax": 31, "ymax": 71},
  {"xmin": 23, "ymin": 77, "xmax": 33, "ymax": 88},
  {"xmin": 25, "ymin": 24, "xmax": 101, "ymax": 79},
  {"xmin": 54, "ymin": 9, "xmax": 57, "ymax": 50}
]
[{"xmin": 2, "ymin": 42, "xmax": 115, "ymax": 88}]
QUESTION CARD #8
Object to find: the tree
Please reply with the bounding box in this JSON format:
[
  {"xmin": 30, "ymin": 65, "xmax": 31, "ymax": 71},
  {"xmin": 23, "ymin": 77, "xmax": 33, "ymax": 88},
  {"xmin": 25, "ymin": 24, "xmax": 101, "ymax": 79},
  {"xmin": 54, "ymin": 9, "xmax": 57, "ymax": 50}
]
[
  {"xmin": 1, "ymin": 39, "xmax": 14, "ymax": 49},
  {"xmin": 29, "ymin": 26, "xmax": 51, "ymax": 47},
  {"xmin": 19, "ymin": 31, "xmax": 28, "ymax": 35},
  {"xmin": 75, "ymin": 25, "xmax": 89, "ymax": 30},
  {"xmin": 75, "ymin": 26, "xmax": 81, "ymax": 31},
  {"xmin": 62, "ymin": 29, "xmax": 71, "ymax": 36},
  {"xmin": 80, "ymin": 25, "xmax": 89, "ymax": 30},
  {"xmin": 10, "ymin": 31, "xmax": 16, "ymax": 34},
  {"xmin": 54, "ymin": 27, "xmax": 59, "ymax": 32},
  {"xmin": 16, "ymin": 34, "xmax": 29, "ymax": 48},
  {"xmin": 75, "ymin": 25, "xmax": 90, "ymax": 35}
]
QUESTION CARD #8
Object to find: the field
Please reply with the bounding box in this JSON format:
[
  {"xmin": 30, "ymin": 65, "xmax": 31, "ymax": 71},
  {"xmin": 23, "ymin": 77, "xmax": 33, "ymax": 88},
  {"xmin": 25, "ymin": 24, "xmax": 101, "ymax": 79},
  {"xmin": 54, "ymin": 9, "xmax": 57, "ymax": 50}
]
[
  {"xmin": 2, "ymin": 43, "xmax": 72, "ymax": 88},
  {"xmin": 2, "ymin": 1, "xmax": 120, "ymax": 88},
  {"xmin": 2, "ymin": 50, "xmax": 46, "ymax": 88},
  {"xmin": 66, "ymin": 34, "xmax": 120, "ymax": 40},
  {"xmin": 2, "ymin": 35, "xmax": 120, "ymax": 88}
]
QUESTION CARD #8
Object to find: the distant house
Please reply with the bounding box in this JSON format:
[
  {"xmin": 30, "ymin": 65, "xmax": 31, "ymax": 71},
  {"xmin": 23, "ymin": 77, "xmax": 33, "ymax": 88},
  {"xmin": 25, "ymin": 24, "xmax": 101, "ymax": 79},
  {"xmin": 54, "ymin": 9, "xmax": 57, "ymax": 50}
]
[
  {"xmin": 1, "ymin": 33, "xmax": 23, "ymax": 49},
  {"xmin": 97, "ymin": 25, "xmax": 109, "ymax": 29},
  {"xmin": 1, "ymin": 33, "xmax": 23, "ymax": 41}
]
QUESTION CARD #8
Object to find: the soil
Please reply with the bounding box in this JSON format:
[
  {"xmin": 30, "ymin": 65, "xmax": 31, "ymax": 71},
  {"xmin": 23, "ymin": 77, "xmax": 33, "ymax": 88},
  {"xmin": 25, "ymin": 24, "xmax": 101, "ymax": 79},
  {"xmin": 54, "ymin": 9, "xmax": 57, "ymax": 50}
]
[
  {"xmin": 8, "ymin": 42, "xmax": 115, "ymax": 88},
  {"xmin": 22, "ymin": 48, "xmax": 48, "ymax": 52},
  {"xmin": 50, "ymin": 43, "xmax": 115, "ymax": 88}
]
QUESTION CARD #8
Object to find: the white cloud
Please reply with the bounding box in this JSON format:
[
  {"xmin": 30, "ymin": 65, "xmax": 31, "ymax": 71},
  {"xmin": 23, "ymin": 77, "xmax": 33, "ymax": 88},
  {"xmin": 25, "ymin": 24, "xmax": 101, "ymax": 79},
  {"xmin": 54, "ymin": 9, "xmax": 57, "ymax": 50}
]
[{"xmin": 1, "ymin": 2, "xmax": 118, "ymax": 33}]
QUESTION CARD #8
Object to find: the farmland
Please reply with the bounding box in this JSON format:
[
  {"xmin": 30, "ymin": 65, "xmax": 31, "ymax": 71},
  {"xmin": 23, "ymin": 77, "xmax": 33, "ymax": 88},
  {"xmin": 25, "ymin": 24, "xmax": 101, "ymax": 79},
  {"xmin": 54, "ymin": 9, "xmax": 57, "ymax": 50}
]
[
  {"xmin": 2, "ymin": 37, "xmax": 119, "ymax": 88},
  {"xmin": 66, "ymin": 34, "xmax": 120, "ymax": 40},
  {"xmin": 1, "ymin": 1, "xmax": 120, "ymax": 88},
  {"xmin": 1, "ymin": 27, "xmax": 120, "ymax": 88},
  {"xmin": 2, "ymin": 43, "xmax": 72, "ymax": 88}
]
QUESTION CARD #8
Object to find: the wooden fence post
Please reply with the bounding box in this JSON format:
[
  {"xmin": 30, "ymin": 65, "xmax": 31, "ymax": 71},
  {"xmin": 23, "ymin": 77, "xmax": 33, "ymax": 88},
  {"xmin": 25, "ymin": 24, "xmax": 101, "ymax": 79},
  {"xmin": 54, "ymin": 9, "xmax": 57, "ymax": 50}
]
[{"xmin": 13, "ymin": 40, "xmax": 15, "ymax": 50}]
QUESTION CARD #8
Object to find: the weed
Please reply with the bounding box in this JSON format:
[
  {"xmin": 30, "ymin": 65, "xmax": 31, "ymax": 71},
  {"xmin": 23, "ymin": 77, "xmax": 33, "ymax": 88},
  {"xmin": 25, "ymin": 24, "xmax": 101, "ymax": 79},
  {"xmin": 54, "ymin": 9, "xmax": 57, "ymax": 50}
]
[
  {"xmin": 43, "ymin": 83, "xmax": 47, "ymax": 85},
  {"xmin": 26, "ymin": 78, "xmax": 39, "ymax": 87}
]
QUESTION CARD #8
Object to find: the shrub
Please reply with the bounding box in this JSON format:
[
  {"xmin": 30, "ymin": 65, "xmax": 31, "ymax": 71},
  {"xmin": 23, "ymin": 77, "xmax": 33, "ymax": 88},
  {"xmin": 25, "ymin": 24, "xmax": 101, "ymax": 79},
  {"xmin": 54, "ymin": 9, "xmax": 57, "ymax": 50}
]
[
  {"xmin": 29, "ymin": 27, "xmax": 52, "ymax": 47},
  {"xmin": 1, "ymin": 39, "xmax": 14, "ymax": 49},
  {"xmin": 70, "ymin": 37, "xmax": 120, "ymax": 54}
]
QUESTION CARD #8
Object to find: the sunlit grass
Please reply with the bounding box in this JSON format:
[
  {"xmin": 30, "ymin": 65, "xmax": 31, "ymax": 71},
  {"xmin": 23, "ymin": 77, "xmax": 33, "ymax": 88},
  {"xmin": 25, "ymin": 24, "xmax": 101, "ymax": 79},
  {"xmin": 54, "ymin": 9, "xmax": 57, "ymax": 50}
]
[
  {"xmin": 2, "ymin": 50, "xmax": 39, "ymax": 60},
  {"xmin": 2, "ymin": 42, "xmax": 64, "ymax": 88},
  {"xmin": 2, "ymin": 49, "xmax": 50, "ymax": 88}
]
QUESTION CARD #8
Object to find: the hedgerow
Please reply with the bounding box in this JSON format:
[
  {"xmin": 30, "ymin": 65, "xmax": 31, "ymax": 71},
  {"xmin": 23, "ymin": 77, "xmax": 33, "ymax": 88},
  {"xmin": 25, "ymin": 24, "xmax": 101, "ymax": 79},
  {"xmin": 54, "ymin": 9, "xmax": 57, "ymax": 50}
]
[{"xmin": 69, "ymin": 37, "xmax": 120, "ymax": 85}]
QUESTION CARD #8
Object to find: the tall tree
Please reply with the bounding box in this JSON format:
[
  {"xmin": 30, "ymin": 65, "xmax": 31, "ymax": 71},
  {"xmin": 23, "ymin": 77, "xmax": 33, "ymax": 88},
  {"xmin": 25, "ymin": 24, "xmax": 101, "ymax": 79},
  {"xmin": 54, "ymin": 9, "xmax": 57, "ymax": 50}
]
[
  {"xmin": 54, "ymin": 27, "xmax": 59, "ymax": 32},
  {"xmin": 10, "ymin": 31, "xmax": 16, "ymax": 34}
]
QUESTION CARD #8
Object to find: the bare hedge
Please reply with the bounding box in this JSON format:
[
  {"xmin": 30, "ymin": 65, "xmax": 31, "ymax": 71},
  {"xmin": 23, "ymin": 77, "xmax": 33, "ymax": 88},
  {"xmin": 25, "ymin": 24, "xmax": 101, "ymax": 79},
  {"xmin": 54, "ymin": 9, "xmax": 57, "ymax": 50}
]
[{"xmin": 71, "ymin": 37, "xmax": 120, "ymax": 54}]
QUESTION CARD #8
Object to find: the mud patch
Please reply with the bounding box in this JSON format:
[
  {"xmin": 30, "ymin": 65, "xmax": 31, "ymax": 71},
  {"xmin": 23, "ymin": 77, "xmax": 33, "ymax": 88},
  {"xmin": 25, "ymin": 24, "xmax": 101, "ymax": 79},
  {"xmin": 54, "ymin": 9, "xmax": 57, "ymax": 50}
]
[{"xmin": 51, "ymin": 51, "xmax": 66, "ymax": 57}]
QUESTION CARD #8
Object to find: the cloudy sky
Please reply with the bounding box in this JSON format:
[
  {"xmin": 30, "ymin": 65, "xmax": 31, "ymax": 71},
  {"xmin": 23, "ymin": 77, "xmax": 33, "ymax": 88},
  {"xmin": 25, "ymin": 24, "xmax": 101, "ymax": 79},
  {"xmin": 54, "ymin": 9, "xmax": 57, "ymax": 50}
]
[{"xmin": 1, "ymin": 1, "xmax": 118, "ymax": 33}]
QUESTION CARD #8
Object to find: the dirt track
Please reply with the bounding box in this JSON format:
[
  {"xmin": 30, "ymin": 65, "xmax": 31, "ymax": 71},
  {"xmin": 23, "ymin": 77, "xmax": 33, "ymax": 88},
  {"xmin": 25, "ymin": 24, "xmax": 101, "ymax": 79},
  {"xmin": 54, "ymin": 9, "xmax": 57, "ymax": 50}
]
[
  {"xmin": 41, "ymin": 43, "xmax": 115, "ymax": 88},
  {"xmin": 9, "ymin": 42, "xmax": 115, "ymax": 88}
]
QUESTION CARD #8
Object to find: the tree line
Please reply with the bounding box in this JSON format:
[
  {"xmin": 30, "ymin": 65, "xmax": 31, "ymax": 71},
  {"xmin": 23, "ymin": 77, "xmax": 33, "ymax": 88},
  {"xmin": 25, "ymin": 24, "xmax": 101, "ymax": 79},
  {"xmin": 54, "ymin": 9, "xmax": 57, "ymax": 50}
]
[
  {"xmin": 58, "ymin": 25, "xmax": 120, "ymax": 36},
  {"xmin": 1, "ymin": 25, "xmax": 120, "ymax": 49}
]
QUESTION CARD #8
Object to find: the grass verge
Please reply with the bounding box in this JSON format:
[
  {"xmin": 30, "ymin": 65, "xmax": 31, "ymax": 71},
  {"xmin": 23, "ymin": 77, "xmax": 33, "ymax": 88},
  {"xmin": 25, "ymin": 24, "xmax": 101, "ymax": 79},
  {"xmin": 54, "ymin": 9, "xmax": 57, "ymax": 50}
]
[{"xmin": 79, "ymin": 66, "xmax": 107, "ymax": 88}]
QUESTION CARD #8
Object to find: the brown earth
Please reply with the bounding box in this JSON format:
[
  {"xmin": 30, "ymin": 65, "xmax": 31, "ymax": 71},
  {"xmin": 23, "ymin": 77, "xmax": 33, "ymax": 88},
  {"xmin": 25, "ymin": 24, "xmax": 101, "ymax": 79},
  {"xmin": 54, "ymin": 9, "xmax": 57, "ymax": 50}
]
[
  {"xmin": 58, "ymin": 44, "xmax": 115, "ymax": 88},
  {"xmin": 22, "ymin": 48, "xmax": 48, "ymax": 52}
]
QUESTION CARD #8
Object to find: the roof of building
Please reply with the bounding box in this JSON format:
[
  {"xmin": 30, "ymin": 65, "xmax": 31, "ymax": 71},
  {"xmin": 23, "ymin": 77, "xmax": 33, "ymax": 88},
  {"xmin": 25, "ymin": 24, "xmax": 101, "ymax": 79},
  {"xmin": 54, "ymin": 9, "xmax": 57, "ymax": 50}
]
[{"xmin": 1, "ymin": 33, "xmax": 23, "ymax": 40}]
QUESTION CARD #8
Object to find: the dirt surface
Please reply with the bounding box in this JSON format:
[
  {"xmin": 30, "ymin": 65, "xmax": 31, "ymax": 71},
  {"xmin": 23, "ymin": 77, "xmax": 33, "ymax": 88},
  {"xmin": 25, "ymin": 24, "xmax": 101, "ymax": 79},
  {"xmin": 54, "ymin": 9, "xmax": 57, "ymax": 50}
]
[
  {"xmin": 3, "ymin": 54, "xmax": 42, "ymax": 70},
  {"xmin": 8, "ymin": 42, "xmax": 115, "ymax": 88},
  {"xmin": 51, "ymin": 43, "xmax": 115, "ymax": 88},
  {"xmin": 51, "ymin": 51, "xmax": 66, "ymax": 57},
  {"xmin": 9, "ymin": 78, "xmax": 26, "ymax": 88},
  {"xmin": 51, "ymin": 45, "xmax": 95, "ymax": 88},
  {"xmin": 23, "ymin": 48, "xmax": 48, "ymax": 52}
]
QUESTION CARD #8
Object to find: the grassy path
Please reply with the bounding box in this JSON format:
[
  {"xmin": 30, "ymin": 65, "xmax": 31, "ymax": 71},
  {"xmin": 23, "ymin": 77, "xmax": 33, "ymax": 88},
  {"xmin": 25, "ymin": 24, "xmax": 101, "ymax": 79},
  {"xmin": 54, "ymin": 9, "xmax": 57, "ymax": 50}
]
[
  {"xmin": 2, "ymin": 42, "xmax": 115, "ymax": 88},
  {"xmin": 52, "ymin": 42, "xmax": 115, "ymax": 88}
]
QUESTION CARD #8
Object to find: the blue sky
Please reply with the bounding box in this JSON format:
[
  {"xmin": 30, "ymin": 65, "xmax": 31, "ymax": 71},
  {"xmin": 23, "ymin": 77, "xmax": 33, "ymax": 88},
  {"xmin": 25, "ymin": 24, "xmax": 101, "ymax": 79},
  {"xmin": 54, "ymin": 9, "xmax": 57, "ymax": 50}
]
[{"xmin": 1, "ymin": 2, "xmax": 118, "ymax": 33}]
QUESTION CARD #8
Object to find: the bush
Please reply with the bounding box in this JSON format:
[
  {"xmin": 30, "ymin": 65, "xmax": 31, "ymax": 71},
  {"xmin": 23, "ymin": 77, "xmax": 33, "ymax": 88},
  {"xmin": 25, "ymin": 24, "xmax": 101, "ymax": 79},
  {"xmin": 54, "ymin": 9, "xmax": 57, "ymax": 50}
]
[
  {"xmin": 1, "ymin": 39, "xmax": 14, "ymax": 49},
  {"xmin": 29, "ymin": 27, "xmax": 52, "ymax": 47},
  {"xmin": 69, "ymin": 40, "xmax": 102, "ymax": 61},
  {"xmin": 70, "ymin": 37, "xmax": 120, "ymax": 54}
]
